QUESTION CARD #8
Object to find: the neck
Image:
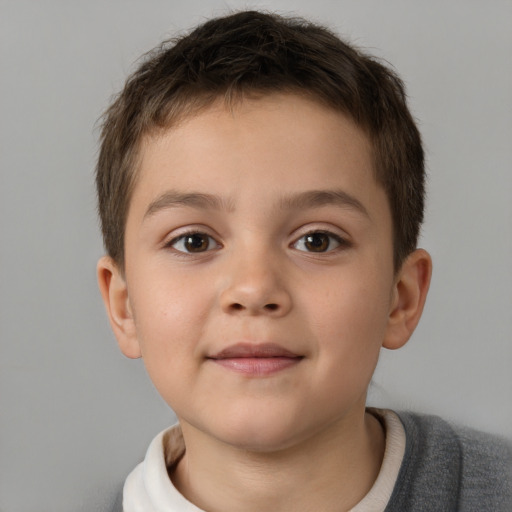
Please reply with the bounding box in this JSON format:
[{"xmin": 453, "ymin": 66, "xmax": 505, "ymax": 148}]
[{"xmin": 171, "ymin": 409, "xmax": 385, "ymax": 512}]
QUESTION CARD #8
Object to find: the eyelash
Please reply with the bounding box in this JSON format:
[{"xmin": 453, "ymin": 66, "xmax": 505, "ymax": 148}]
[
  {"xmin": 292, "ymin": 230, "xmax": 349, "ymax": 253},
  {"xmin": 166, "ymin": 230, "xmax": 220, "ymax": 254},
  {"xmin": 165, "ymin": 229, "xmax": 349, "ymax": 255}
]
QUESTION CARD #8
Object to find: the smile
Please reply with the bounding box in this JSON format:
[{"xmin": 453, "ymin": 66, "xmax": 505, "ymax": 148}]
[{"xmin": 207, "ymin": 343, "xmax": 303, "ymax": 376}]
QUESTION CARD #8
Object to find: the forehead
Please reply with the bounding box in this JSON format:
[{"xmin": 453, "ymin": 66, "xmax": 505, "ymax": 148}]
[
  {"xmin": 124, "ymin": 92, "xmax": 394, "ymax": 271},
  {"xmin": 134, "ymin": 94, "xmax": 377, "ymax": 203}
]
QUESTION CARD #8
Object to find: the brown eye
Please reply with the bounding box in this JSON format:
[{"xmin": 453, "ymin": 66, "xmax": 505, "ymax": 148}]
[
  {"xmin": 171, "ymin": 232, "xmax": 217, "ymax": 253},
  {"xmin": 293, "ymin": 231, "xmax": 343, "ymax": 253},
  {"xmin": 305, "ymin": 233, "xmax": 329, "ymax": 252}
]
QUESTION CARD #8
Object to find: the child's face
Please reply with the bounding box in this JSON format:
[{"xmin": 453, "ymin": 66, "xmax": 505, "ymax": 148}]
[{"xmin": 111, "ymin": 94, "xmax": 404, "ymax": 450}]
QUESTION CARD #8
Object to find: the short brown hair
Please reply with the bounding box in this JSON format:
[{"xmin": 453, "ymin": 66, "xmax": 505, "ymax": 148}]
[{"xmin": 96, "ymin": 10, "xmax": 424, "ymax": 271}]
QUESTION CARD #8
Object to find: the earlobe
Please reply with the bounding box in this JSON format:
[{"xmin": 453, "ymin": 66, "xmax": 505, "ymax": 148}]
[
  {"xmin": 97, "ymin": 256, "xmax": 142, "ymax": 359},
  {"xmin": 383, "ymin": 249, "xmax": 432, "ymax": 350}
]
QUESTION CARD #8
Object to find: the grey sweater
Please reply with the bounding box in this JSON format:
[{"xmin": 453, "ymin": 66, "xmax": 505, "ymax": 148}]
[
  {"xmin": 385, "ymin": 411, "xmax": 512, "ymax": 511},
  {"xmin": 111, "ymin": 411, "xmax": 512, "ymax": 511}
]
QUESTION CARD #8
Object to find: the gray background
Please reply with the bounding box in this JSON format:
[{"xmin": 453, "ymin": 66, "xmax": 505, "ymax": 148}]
[{"xmin": 1, "ymin": 1, "xmax": 511, "ymax": 510}]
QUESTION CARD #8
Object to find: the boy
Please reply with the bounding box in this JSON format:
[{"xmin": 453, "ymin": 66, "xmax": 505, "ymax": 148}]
[{"xmin": 96, "ymin": 10, "xmax": 511, "ymax": 511}]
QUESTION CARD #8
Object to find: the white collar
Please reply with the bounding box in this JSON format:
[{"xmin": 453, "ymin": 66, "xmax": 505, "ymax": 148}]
[{"xmin": 123, "ymin": 408, "xmax": 405, "ymax": 512}]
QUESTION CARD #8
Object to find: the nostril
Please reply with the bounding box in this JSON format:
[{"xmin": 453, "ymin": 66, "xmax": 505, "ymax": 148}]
[{"xmin": 226, "ymin": 302, "xmax": 281, "ymax": 313}]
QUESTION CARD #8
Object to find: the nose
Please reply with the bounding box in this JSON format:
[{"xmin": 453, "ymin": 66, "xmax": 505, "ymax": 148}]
[{"xmin": 219, "ymin": 248, "xmax": 292, "ymax": 317}]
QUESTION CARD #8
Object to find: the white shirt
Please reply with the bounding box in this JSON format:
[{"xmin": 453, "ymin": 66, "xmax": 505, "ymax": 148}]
[{"xmin": 123, "ymin": 409, "xmax": 406, "ymax": 512}]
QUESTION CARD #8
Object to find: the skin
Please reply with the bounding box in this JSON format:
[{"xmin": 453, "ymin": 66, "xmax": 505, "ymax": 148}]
[{"xmin": 98, "ymin": 94, "xmax": 431, "ymax": 511}]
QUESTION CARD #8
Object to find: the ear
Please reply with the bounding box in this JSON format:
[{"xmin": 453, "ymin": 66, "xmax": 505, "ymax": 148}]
[
  {"xmin": 97, "ymin": 256, "xmax": 142, "ymax": 358},
  {"xmin": 383, "ymin": 249, "xmax": 432, "ymax": 350}
]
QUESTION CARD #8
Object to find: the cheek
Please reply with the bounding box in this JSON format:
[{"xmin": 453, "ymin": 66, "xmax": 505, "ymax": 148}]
[
  {"xmin": 129, "ymin": 272, "xmax": 212, "ymax": 367},
  {"xmin": 311, "ymin": 302, "xmax": 386, "ymax": 408},
  {"xmin": 305, "ymin": 268, "xmax": 392, "ymax": 370},
  {"xmin": 131, "ymin": 287, "xmax": 204, "ymax": 408}
]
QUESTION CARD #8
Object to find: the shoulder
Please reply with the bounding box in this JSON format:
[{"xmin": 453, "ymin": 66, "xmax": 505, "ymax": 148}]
[
  {"xmin": 386, "ymin": 411, "xmax": 512, "ymax": 512},
  {"xmin": 447, "ymin": 418, "xmax": 512, "ymax": 510}
]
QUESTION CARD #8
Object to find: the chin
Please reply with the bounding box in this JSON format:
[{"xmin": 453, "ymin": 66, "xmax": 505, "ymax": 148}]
[{"xmin": 209, "ymin": 413, "xmax": 313, "ymax": 454}]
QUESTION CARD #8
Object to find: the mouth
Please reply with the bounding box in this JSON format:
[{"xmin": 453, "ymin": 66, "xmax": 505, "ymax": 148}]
[{"xmin": 207, "ymin": 343, "xmax": 303, "ymax": 376}]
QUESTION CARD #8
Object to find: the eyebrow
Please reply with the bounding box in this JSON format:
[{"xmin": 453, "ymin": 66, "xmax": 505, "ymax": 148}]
[
  {"xmin": 279, "ymin": 190, "xmax": 369, "ymax": 217},
  {"xmin": 144, "ymin": 191, "xmax": 235, "ymax": 219},
  {"xmin": 143, "ymin": 188, "xmax": 369, "ymax": 219}
]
